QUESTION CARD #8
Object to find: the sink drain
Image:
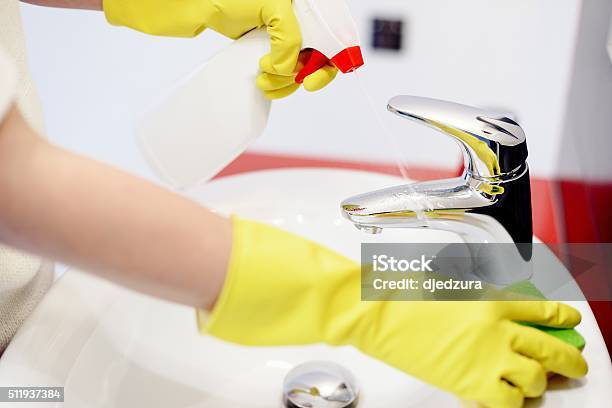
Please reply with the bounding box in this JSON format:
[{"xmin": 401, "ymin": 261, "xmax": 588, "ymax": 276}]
[{"xmin": 282, "ymin": 361, "xmax": 359, "ymax": 408}]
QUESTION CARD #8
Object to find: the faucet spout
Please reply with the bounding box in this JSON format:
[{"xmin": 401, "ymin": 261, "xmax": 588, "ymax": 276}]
[{"xmin": 341, "ymin": 172, "xmax": 532, "ymax": 245}]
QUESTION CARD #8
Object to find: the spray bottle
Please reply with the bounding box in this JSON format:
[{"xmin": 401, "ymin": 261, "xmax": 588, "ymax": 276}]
[{"xmin": 136, "ymin": 0, "xmax": 363, "ymax": 190}]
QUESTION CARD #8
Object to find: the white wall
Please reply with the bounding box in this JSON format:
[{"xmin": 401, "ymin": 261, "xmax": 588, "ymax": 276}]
[
  {"xmin": 557, "ymin": 0, "xmax": 612, "ymax": 181},
  {"xmin": 608, "ymin": 12, "xmax": 612, "ymax": 59},
  {"xmin": 19, "ymin": 0, "xmax": 611, "ymax": 181}
]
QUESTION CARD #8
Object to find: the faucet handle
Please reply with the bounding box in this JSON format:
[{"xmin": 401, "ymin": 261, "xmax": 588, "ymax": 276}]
[{"xmin": 387, "ymin": 96, "xmax": 528, "ymax": 179}]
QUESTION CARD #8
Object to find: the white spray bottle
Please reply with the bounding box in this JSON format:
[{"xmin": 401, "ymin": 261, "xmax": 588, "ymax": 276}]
[{"xmin": 136, "ymin": 0, "xmax": 363, "ymax": 190}]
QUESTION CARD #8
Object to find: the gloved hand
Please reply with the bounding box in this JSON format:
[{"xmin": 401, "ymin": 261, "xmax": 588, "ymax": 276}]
[
  {"xmin": 103, "ymin": 0, "xmax": 337, "ymax": 99},
  {"xmin": 198, "ymin": 218, "xmax": 588, "ymax": 408}
]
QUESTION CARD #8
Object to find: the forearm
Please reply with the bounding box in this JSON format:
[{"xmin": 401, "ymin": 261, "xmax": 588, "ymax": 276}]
[
  {"xmin": 0, "ymin": 106, "xmax": 230, "ymax": 309},
  {"xmin": 20, "ymin": 0, "xmax": 102, "ymax": 10}
]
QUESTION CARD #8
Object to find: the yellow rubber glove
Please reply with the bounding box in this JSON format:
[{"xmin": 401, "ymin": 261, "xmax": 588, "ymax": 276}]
[
  {"xmin": 103, "ymin": 0, "xmax": 337, "ymax": 99},
  {"xmin": 198, "ymin": 218, "xmax": 588, "ymax": 408}
]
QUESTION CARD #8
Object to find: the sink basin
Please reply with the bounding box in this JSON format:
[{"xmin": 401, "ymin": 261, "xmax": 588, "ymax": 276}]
[{"xmin": 0, "ymin": 169, "xmax": 609, "ymax": 407}]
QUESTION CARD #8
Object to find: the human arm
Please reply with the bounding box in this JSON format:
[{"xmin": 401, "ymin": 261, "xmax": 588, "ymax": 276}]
[
  {"xmin": 20, "ymin": 0, "xmax": 336, "ymax": 98},
  {"xmin": 101, "ymin": 0, "xmax": 336, "ymax": 98},
  {"xmin": 0, "ymin": 104, "xmax": 231, "ymax": 309},
  {"xmin": 20, "ymin": 0, "xmax": 101, "ymax": 10}
]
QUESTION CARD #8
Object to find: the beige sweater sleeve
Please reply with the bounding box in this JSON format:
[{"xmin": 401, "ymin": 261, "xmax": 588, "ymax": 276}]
[
  {"xmin": 0, "ymin": 1, "xmax": 53, "ymax": 354},
  {"xmin": 0, "ymin": 0, "xmax": 45, "ymax": 136},
  {"xmin": 0, "ymin": 47, "xmax": 17, "ymax": 122}
]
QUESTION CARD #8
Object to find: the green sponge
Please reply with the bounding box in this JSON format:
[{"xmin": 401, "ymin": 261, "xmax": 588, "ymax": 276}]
[{"xmin": 504, "ymin": 281, "xmax": 586, "ymax": 350}]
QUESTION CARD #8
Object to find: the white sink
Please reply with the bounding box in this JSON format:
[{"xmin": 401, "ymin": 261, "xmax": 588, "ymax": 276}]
[{"xmin": 0, "ymin": 169, "xmax": 609, "ymax": 407}]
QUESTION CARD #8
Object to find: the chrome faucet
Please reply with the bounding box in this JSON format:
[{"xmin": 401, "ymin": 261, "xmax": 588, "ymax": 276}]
[{"xmin": 341, "ymin": 96, "xmax": 533, "ymax": 284}]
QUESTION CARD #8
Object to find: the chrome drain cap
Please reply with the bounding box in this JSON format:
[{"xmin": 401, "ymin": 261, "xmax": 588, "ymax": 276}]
[{"xmin": 282, "ymin": 361, "xmax": 359, "ymax": 408}]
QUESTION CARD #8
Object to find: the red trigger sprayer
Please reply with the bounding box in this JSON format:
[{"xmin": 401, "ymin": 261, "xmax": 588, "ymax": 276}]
[{"xmin": 293, "ymin": 0, "xmax": 364, "ymax": 83}]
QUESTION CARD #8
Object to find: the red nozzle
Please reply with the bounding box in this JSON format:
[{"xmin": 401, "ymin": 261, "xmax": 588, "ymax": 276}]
[{"xmin": 331, "ymin": 46, "xmax": 364, "ymax": 73}]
